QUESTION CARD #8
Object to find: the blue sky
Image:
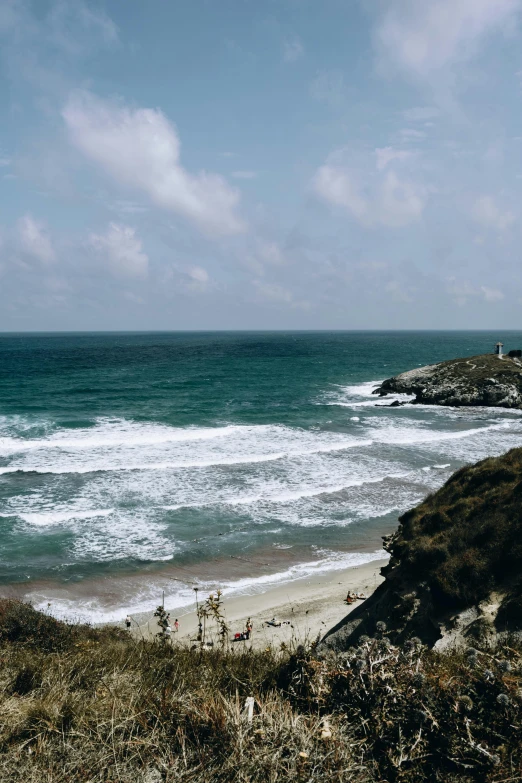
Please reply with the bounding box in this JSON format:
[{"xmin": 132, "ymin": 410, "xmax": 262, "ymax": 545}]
[{"xmin": 1, "ymin": 0, "xmax": 522, "ymax": 330}]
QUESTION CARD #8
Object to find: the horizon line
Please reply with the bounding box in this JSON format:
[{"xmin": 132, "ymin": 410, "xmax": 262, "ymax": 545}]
[{"xmin": 1, "ymin": 328, "xmax": 522, "ymax": 335}]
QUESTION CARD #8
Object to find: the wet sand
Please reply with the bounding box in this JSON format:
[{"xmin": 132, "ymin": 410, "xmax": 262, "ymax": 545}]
[{"xmin": 133, "ymin": 558, "xmax": 387, "ymax": 650}]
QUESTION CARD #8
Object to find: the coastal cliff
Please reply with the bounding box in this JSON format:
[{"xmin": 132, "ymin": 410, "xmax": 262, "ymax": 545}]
[
  {"xmin": 374, "ymin": 353, "xmax": 522, "ymax": 408},
  {"xmin": 322, "ymin": 447, "xmax": 522, "ymax": 651},
  {"xmin": 2, "ymin": 450, "xmax": 522, "ymax": 782}
]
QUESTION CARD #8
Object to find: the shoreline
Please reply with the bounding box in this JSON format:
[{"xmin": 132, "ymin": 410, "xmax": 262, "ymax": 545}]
[
  {"xmin": 133, "ymin": 557, "xmax": 388, "ymax": 650},
  {"xmin": 0, "ymin": 548, "xmax": 387, "ymax": 626}
]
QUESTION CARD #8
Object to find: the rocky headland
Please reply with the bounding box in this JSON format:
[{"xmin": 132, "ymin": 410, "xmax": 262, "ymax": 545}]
[
  {"xmin": 374, "ymin": 352, "xmax": 522, "ymax": 408},
  {"xmin": 321, "ymin": 447, "xmax": 522, "ymax": 651}
]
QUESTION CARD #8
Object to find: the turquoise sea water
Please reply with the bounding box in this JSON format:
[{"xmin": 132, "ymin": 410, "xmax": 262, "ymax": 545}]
[{"xmin": 2, "ymin": 331, "xmax": 522, "ymax": 621}]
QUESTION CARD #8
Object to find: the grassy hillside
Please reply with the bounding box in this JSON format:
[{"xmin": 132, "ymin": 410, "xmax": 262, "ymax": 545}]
[
  {"xmin": 388, "ymin": 446, "xmax": 522, "ymax": 622},
  {"xmin": 0, "ymin": 598, "xmax": 521, "ymax": 782}
]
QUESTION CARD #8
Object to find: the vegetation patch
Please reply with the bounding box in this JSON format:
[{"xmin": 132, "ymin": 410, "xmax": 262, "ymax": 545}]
[
  {"xmin": 0, "ymin": 600, "xmax": 521, "ymax": 782},
  {"xmin": 388, "ymin": 447, "xmax": 522, "ymax": 612}
]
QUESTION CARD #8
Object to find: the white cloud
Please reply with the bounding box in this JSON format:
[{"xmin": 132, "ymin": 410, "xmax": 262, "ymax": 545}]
[
  {"xmin": 283, "ymin": 36, "xmax": 304, "ymax": 63},
  {"xmin": 313, "ymin": 149, "xmax": 426, "ymax": 228},
  {"xmin": 447, "ymin": 277, "xmax": 505, "ymax": 305},
  {"xmin": 375, "ymin": 146, "xmax": 415, "ymax": 170},
  {"xmin": 399, "ymin": 128, "xmax": 426, "ymax": 141},
  {"xmin": 314, "ymin": 165, "xmax": 368, "ymax": 222},
  {"xmin": 63, "ymin": 90, "xmax": 245, "ymax": 236},
  {"xmin": 231, "ymin": 170, "xmax": 257, "ymax": 179},
  {"xmin": 254, "ymin": 280, "xmax": 294, "ymax": 303},
  {"xmin": 243, "ymin": 239, "xmax": 287, "ymax": 274},
  {"xmin": 256, "ymin": 241, "xmax": 286, "ymax": 266},
  {"xmin": 253, "ymin": 280, "xmax": 310, "ymax": 310},
  {"xmin": 379, "ymin": 171, "xmax": 425, "ymax": 226},
  {"xmin": 188, "ymin": 266, "xmax": 209, "ymax": 283},
  {"xmin": 89, "ymin": 223, "xmax": 148, "ymax": 278},
  {"xmin": 123, "ymin": 291, "xmax": 144, "ymax": 304},
  {"xmin": 375, "ymin": 0, "xmax": 521, "ymax": 78},
  {"xmin": 472, "ymin": 195, "xmax": 515, "ymax": 231},
  {"xmin": 386, "ymin": 280, "xmax": 414, "ymax": 302},
  {"xmin": 402, "ymin": 106, "xmax": 439, "ymax": 121},
  {"xmin": 17, "ymin": 215, "xmax": 55, "ymax": 264},
  {"xmin": 480, "ymin": 285, "xmax": 504, "ymax": 302}
]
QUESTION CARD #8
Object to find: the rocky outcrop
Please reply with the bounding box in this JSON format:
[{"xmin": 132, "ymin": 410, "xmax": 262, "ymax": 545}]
[
  {"xmin": 374, "ymin": 353, "xmax": 522, "ymax": 408},
  {"xmin": 321, "ymin": 449, "xmax": 522, "ymax": 651}
]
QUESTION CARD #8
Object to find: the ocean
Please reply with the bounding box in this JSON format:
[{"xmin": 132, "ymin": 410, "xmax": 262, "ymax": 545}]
[{"xmin": 2, "ymin": 330, "xmax": 522, "ymax": 623}]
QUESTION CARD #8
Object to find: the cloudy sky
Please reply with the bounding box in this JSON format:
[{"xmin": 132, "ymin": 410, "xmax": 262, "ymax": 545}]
[{"xmin": 1, "ymin": 0, "xmax": 521, "ymax": 330}]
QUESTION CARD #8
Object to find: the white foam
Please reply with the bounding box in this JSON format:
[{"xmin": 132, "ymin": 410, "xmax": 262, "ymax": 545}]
[
  {"xmin": 0, "ymin": 419, "xmax": 237, "ymax": 456},
  {"xmin": 323, "ymin": 379, "xmax": 415, "ymax": 409},
  {"xmin": 0, "ymin": 420, "xmax": 372, "ymax": 475},
  {"xmin": 1, "ymin": 416, "xmax": 516, "ymax": 476},
  {"xmin": 4, "ymin": 408, "xmax": 522, "ymax": 573},
  {"xmin": 160, "ymin": 470, "xmax": 411, "ymax": 512},
  {"xmin": 339, "ymin": 380, "xmax": 385, "ymax": 398},
  {"xmin": 70, "ymin": 511, "xmax": 175, "ymax": 563},
  {"xmin": 18, "ymin": 508, "xmax": 114, "ymax": 527}
]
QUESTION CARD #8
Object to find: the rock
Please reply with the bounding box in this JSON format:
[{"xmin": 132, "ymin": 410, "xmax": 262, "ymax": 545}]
[{"xmin": 373, "ymin": 353, "xmax": 522, "ymax": 409}]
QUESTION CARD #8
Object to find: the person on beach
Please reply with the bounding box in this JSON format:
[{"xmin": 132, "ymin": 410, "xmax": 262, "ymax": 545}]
[
  {"xmin": 345, "ymin": 591, "xmax": 366, "ymax": 604},
  {"xmin": 125, "ymin": 615, "xmax": 131, "ymax": 630},
  {"xmin": 174, "ymin": 618, "xmax": 179, "ymax": 633}
]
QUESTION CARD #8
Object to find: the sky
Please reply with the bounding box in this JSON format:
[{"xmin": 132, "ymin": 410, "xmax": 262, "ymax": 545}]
[{"xmin": 1, "ymin": 0, "xmax": 522, "ymax": 330}]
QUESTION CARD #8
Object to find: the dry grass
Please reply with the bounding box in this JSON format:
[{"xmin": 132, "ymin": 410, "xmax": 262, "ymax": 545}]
[
  {"xmin": 0, "ymin": 601, "xmax": 370, "ymax": 783},
  {"xmin": 0, "ymin": 601, "xmax": 521, "ymax": 782},
  {"xmin": 285, "ymin": 635, "xmax": 522, "ymax": 782}
]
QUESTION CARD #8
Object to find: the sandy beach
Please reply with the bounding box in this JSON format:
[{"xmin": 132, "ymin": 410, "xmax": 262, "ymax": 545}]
[{"xmin": 133, "ymin": 557, "xmax": 387, "ymax": 650}]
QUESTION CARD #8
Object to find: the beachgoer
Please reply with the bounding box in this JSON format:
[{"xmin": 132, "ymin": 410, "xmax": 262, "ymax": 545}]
[
  {"xmin": 345, "ymin": 593, "xmax": 355, "ymax": 604},
  {"xmin": 125, "ymin": 615, "xmax": 131, "ymax": 630},
  {"xmin": 164, "ymin": 625, "xmax": 172, "ymax": 640},
  {"xmin": 174, "ymin": 618, "xmax": 179, "ymax": 632}
]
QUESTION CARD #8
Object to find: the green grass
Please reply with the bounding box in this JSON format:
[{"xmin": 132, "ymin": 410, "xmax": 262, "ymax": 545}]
[{"xmin": 388, "ymin": 447, "xmax": 522, "ymax": 615}]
